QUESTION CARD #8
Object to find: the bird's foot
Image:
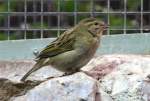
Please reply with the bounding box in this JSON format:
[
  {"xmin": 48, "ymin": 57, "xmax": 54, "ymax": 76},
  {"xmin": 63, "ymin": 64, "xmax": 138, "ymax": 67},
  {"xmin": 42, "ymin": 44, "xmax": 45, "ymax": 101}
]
[{"xmin": 62, "ymin": 71, "xmax": 76, "ymax": 76}]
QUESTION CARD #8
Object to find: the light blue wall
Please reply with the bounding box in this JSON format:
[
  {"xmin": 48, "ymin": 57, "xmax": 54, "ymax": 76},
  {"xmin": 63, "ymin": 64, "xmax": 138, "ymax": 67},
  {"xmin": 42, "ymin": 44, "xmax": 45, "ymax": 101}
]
[{"xmin": 0, "ymin": 33, "xmax": 150, "ymax": 60}]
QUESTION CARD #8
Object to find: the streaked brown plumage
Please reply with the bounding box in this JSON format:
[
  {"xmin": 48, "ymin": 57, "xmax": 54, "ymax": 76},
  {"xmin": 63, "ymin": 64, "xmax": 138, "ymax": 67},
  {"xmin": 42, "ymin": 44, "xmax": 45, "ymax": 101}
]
[{"xmin": 21, "ymin": 18, "xmax": 108, "ymax": 81}]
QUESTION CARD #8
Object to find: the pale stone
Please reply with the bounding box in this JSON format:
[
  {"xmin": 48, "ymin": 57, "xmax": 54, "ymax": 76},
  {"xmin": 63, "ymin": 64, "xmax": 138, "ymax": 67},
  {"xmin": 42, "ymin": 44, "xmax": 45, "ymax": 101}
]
[
  {"xmin": 99, "ymin": 89, "xmax": 113, "ymax": 101},
  {"xmin": 111, "ymin": 75, "xmax": 129, "ymax": 95},
  {"xmin": 11, "ymin": 73, "xmax": 98, "ymax": 101}
]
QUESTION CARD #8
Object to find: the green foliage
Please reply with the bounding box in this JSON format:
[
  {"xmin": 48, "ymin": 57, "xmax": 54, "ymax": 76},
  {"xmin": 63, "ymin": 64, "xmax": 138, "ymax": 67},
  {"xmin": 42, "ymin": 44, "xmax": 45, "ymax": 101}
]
[
  {"xmin": 77, "ymin": 1, "xmax": 91, "ymax": 12},
  {"xmin": 31, "ymin": 22, "xmax": 49, "ymax": 29},
  {"xmin": 9, "ymin": 34, "xmax": 17, "ymax": 40},
  {"xmin": 10, "ymin": 0, "xmax": 18, "ymax": 12},
  {"xmin": 127, "ymin": 0, "xmax": 140, "ymax": 11},
  {"xmin": 0, "ymin": 32, "xmax": 20, "ymax": 40},
  {"xmin": 0, "ymin": 0, "xmax": 19, "ymax": 12},
  {"xmin": 60, "ymin": 0, "xmax": 74, "ymax": 12},
  {"xmin": 110, "ymin": 16, "xmax": 122, "ymax": 25},
  {"xmin": 109, "ymin": 15, "xmax": 133, "ymax": 34},
  {"xmin": 0, "ymin": 3, "xmax": 7, "ymax": 12},
  {"xmin": 110, "ymin": 15, "xmax": 133, "ymax": 28},
  {"xmin": 0, "ymin": 33, "xmax": 7, "ymax": 40},
  {"xmin": 0, "ymin": 15, "xmax": 6, "ymax": 23}
]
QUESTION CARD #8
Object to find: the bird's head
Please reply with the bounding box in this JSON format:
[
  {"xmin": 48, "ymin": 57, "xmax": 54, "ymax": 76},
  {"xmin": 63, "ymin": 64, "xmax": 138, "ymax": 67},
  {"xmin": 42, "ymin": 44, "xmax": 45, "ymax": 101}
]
[{"xmin": 79, "ymin": 18, "xmax": 108, "ymax": 37}]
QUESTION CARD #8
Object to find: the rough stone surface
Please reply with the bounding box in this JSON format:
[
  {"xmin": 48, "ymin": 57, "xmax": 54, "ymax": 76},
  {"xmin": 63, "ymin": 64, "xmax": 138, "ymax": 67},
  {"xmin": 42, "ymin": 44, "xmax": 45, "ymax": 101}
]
[
  {"xmin": 10, "ymin": 73, "xmax": 98, "ymax": 101},
  {"xmin": 87, "ymin": 55, "xmax": 150, "ymax": 101},
  {"xmin": 0, "ymin": 55, "xmax": 150, "ymax": 101},
  {"xmin": 0, "ymin": 60, "xmax": 63, "ymax": 82}
]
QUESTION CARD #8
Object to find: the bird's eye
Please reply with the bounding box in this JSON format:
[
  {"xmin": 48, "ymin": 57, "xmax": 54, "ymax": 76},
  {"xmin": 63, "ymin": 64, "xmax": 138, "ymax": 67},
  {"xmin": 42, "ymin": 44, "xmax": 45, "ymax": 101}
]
[
  {"xmin": 100, "ymin": 24, "xmax": 104, "ymax": 26},
  {"xmin": 94, "ymin": 22, "xmax": 99, "ymax": 25}
]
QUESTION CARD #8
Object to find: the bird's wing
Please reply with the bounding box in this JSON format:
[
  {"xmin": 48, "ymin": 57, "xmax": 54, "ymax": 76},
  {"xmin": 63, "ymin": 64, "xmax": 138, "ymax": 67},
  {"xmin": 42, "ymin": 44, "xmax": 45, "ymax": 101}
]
[{"xmin": 36, "ymin": 28, "xmax": 75, "ymax": 59}]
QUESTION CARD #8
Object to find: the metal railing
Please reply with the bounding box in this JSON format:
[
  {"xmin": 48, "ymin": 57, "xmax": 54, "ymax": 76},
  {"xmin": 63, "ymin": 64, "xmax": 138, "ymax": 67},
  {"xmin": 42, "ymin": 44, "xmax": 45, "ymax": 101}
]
[{"xmin": 0, "ymin": 0, "xmax": 149, "ymax": 40}]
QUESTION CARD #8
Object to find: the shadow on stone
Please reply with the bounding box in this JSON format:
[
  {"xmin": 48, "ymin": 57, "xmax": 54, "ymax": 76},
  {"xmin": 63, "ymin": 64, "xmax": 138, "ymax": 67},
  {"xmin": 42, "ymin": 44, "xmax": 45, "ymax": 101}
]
[{"xmin": 0, "ymin": 78, "xmax": 43, "ymax": 101}]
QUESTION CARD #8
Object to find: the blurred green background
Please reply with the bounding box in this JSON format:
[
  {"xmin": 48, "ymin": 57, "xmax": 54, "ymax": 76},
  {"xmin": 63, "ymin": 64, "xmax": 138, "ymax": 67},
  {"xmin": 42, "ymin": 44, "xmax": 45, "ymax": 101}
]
[{"xmin": 0, "ymin": 0, "xmax": 149, "ymax": 40}]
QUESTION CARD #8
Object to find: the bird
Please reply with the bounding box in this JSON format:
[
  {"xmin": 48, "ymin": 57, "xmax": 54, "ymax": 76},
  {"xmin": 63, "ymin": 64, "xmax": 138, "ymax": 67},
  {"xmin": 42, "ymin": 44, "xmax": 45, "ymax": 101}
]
[{"xmin": 20, "ymin": 18, "xmax": 108, "ymax": 81}]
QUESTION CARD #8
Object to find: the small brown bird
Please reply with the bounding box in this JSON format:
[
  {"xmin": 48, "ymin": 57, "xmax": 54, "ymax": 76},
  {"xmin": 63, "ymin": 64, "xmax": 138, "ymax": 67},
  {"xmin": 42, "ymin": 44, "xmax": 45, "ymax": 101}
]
[{"xmin": 21, "ymin": 18, "xmax": 108, "ymax": 81}]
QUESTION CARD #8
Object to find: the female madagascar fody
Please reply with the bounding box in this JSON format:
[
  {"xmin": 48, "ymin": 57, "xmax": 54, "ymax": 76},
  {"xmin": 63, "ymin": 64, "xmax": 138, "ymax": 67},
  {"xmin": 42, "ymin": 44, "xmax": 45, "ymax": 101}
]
[{"xmin": 21, "ymin": 18, "xmax": 108, "ymax": 81}]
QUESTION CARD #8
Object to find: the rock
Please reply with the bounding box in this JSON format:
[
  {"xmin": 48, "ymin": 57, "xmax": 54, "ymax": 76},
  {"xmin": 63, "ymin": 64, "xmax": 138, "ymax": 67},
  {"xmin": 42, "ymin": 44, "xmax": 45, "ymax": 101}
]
[
  {"xmin": 111, "ymin": 74, "xmax": 129, "ymax": 95},
  {"xmin": 142, "ymin": 81, "xmax": 150, "ymax": 101},
  {"xmin": 0, "ymin": 60, "xmax": 63, "ymax": 82},
  {"xmin": 99, "ymin": 89, "xmax": 113, "ymax": 101},
  {"xmin": 0, "ymin": 78, "xmax": 42, "ymax": 101},
  {"xmin": 89, "ymin": 55, "xmax": 150, "ymax": 101},
  {"xmin": 0, "ymin": 55, "xmax": 150, "ymax": 101},
  {"xmin": 10, "ymin": 73, "xmax": 99, "ymax": 101}
]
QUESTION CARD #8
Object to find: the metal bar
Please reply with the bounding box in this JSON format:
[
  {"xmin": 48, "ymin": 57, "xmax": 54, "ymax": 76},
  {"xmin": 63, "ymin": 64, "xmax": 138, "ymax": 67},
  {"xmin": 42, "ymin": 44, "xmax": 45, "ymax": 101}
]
[
  {"xmin": 140, "ymin": 0, "xmax": 143, "ymax": 33},
  {"xmin": 74, "ymin": 0, "xmax": 77, "ymax": 25},
  {"xmin": 13, "ymin": 0, "xmax": 110, "ymax": 1},
  {"xmin": 33, "ymin": 0, "xmax": 36, "ymax": 38},
  {"xmin": 7, "ymin": 0, "xmax": 10, "ymax": 40},
  {"xmin": 123, "ymin": 0, "xmax": 127, "ymax": 34},
  {"xmin": 107, "ymin": 0, "xmax": 110, "ymax": 35},
  {"xmin": 0, "ymin": 28, "xmax": 147, "ymax": 31},
  {"xmin": 41, "ymin": 0, "xmax": 43, "ymax": 38},
  {"xmin": 0, "ymin": 12, "xmax": 150, "ymax": 15},
  {"xmin": 47, "ymin": 0, "xmax": 51, "ymax": 30},
  {"xmin": 90, "ymin": 0, "xmax": 94, "ymax": 17},
  {"xmin": 57, "ymin": 0, "xmax": 60, "ymax": 36},
  {"xmin": 18, "ymin": 0, "xmax": 109, "ymax": 1},
  {"xmin": 24, "ymin": 0, "xmax": 27, "ymax": 39}
]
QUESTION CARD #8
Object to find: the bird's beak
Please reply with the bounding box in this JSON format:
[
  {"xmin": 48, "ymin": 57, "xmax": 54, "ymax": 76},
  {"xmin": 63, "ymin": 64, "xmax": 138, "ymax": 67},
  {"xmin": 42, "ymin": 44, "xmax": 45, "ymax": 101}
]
[
  {"xmin": 101, "ymin": 24, "xmax": 109, "ymax": 32},
  {"xmin": 103, "ymin": 24, "xmax": 109, "ymax": 29}
]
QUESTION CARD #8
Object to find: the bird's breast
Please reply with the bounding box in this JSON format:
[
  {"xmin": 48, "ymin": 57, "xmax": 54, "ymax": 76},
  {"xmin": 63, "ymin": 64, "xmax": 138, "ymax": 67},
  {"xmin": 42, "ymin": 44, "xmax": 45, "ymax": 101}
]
[{"xmin": 75, "ymin": 38, "xmax": 100, "ymax": 67}]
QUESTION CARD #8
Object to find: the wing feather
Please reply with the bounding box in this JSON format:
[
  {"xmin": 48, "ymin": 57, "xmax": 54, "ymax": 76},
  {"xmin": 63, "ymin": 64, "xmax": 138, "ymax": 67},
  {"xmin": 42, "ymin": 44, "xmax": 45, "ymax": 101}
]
[{"xmin": 36, "ymin": 28, "xmax": 75, "ymax": 59}]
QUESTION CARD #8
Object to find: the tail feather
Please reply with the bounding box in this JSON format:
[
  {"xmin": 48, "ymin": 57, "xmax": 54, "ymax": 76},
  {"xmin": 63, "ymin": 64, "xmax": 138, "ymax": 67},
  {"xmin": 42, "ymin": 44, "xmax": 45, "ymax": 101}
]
[{"xmin": 20, "ymin": 59, "xmax": 45, "ymax": 81}]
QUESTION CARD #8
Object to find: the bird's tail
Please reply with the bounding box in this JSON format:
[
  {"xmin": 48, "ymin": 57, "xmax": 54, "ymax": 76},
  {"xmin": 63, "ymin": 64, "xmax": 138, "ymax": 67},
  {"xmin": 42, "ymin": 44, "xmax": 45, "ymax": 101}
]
[{"xmin": 20, "ymin": 59, "xmax": 45, "ymax": 81}]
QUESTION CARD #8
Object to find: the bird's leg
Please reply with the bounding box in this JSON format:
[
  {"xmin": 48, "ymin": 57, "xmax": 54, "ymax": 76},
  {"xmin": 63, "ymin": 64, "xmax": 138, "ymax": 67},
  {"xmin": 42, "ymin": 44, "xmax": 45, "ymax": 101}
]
[{"xmin": 62, "ymin": 71, "xmax": 76, "ymax": 76}]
